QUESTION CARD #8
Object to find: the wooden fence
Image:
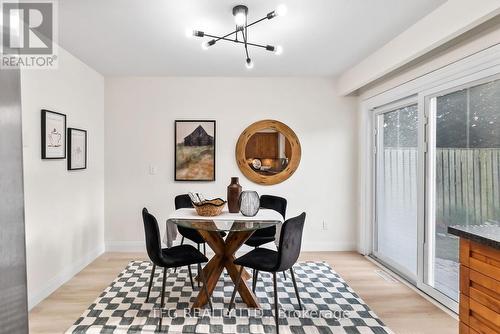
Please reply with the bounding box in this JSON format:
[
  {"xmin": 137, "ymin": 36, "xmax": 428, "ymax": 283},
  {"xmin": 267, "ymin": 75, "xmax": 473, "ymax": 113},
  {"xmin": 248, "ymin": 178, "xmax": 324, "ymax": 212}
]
[
  {"xmin": 435, "ymin": 148, "xmax": 500, "ymax": 226},
  {"xmin": 382, "ymin": 148, "xmax": 500, "ymax": 227}
]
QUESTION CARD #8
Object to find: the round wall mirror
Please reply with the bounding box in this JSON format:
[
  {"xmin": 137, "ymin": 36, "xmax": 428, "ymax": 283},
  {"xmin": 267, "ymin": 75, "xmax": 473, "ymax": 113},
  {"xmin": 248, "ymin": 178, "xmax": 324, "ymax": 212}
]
[{"xmin": 236, "ymin": 120, "xmax": 301, "ymax": 185}]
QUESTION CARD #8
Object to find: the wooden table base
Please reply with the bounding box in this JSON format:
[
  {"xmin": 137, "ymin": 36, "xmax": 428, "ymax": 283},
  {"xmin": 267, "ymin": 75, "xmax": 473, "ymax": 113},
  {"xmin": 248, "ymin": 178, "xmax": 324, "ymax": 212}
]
[{"xmin": 193, "ymin": 229, "xmax": 259, "ymax": 308}]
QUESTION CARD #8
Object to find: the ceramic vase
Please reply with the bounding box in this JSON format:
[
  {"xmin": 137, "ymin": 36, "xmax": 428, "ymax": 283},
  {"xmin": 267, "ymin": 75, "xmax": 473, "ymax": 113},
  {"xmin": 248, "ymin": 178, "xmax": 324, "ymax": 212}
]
[
  {"xmin": 227, "ymin": 177, "xmax": 242, "ymax": 213},
  {"xmin": 239, "ymin": 190, "xmax": 260, "ymax": 217}
]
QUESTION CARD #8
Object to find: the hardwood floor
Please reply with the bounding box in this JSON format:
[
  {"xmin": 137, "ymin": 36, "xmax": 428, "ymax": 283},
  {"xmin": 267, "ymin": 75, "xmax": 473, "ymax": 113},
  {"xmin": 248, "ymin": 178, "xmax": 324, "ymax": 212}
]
[{"xmin": 28, "ymin": 252, "xmax": 458, "ymax": 334}]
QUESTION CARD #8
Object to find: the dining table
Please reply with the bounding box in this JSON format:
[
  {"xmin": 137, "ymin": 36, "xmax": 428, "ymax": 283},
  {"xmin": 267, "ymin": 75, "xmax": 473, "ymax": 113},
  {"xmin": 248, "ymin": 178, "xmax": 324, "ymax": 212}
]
[{"xmin": 167, "ymin": 208, "xmax": 283, "ymax": 308}]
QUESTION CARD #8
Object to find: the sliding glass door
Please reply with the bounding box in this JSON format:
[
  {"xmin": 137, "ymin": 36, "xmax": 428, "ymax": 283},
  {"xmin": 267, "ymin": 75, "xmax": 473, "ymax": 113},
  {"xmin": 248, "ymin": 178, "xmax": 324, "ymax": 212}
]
[
  {"xmin": 374, "ymin": 101, "xmax": 419, "ymax": 280},
  {"xmin": 370, "ymin": 50, "xmax": 500, "ymax": 312},
  {"xmin": 423, "ymin": 76, "xmax": 500, "ymax": 306}
]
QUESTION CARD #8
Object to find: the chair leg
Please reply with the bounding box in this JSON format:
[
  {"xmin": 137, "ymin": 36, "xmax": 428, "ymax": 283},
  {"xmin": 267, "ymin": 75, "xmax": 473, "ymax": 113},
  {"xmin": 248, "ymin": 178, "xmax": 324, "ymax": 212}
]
[
  {"xmin": 203, "ymin": 243, "xmax": 206, "ymax": 256},
  {"xmin": 290, "ymin": 267, "xmax": 302, "ymax": 310},
  {"xmin": 282, "ymin": 271, "xmax": 287, "ymax": 280},
  {"xmin": 273, "ymin": 272, "xmax": 280, "ymax": 334},
  {"xmin": 252, "ymin": 246, "xmax": 260, "ymax": 292},
  {"xmin": 160, "ymin": 267, "xmax": 167, "ymax": 308},
  {"xmin": 158, "ymin": 312, "xmax": 163, "ymax": 333},
  {"xmin": 196, "ymin": 244, "xmax": 201, "ymax": 287},
  {"xmin": 187, "ymin": 265, "xmax": 195, "ymax": 290},
  {"xmin": 199, "ymin": 263, "xmax": 213, "ymax": 311},
  {"xmin": 228, "ymin": 266, "xmax": 244, "ymax": 312},
  {"xmin": 252, "ymin": 270, "xmax": 259, "ymax": 293},
  {"xmin": 174, "ymin": 237, "xmax": 185, "ymax": 274},
  {"xmin": 146, "ymin": 264, "xmax": 156, "ymax": 302}
]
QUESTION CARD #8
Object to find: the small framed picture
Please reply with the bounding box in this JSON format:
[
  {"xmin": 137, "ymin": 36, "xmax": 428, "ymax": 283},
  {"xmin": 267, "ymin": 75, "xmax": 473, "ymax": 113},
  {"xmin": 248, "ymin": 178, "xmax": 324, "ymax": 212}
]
[
  {"xmin": 67, "ymin": 128, "xmax": 87, "ymax": 170},
  {"xmin": 175, "ymin": 120, "xmax": 216, "ymax": 181},
  {"xmin": 41, "ymin": 109, "xmax": 66, "ymax": 159}
]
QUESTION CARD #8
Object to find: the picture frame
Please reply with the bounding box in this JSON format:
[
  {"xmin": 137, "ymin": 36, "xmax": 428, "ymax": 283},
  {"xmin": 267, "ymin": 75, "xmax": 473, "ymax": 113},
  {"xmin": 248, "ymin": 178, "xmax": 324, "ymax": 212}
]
[
  {"xmin": 67, "ymin": 128, "xmax": 87, "ymax": 170},
  {"xmin": 41, "ymin": 109, "xmax": 67, "ymax": 159},
  {"xmin": 175, "ymin": 120, "xmax": 216, "ymax": 181}
]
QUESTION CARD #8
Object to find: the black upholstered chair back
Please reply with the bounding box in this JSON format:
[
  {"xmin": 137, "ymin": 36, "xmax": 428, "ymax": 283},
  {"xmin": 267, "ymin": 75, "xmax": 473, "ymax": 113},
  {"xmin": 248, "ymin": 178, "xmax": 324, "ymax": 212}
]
[
  {"xmin": 260, "ymin": 195, "xmax": 287, "ymax": 219},
  {"xmin": 175, "ymin": 194, "xmax": 204, "ymax": 244},
  {"xmin": 175, "ymin": 194, "xmax": 193, "ymax": 210},
  {"xmin": 251, "ymin": 195, "xmax": 287, "ymax": 238},
  {"xmin": 275, "ymin": 212, "xmax": 306, "ymax": 272},
  {"xmin": 142, "ymin": 208, "xmax": 164, "ymax": 266}
]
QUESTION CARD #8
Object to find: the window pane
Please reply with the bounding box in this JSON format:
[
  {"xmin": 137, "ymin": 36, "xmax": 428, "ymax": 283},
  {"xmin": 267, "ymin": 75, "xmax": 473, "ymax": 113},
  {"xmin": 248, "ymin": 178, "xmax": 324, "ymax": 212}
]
[
  {"xmin": 376, "ymin": 104, "xmax": 418, "ymax": 277},
  {"xmin": 429, "ymin": 78, "xmax": 500, "ymax": 301}
]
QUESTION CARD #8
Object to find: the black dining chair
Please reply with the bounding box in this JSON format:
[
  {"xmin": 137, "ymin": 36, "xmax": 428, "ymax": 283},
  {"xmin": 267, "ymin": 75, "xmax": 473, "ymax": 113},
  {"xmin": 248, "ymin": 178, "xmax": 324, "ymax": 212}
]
[
  {"xmin": 175, "ymin": 195, "xmax": 229, "ymax": 248},
  {"xmin": 175, "ymin": 194, "xmax": 207, "ymax": 255},
  {"xmin": 142, "ymin": 208, "xmax": 212, "ymax": 312},
  {"xmin": 229, "ymin": 212, "xmax": 306, "ymax": 334},
  {"xmin": 244, "ymin": 195, "xmax": 287, "ymax": 290},
  {"xmin": 174, "ymin": 194, "xmax": 227, "ymax": 281}
]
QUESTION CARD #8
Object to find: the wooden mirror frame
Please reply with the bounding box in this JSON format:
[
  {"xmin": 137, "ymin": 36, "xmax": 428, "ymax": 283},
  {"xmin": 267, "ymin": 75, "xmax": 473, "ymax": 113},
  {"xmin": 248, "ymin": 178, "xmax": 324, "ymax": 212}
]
[{"xmin": 236, "ymin": 120, "xmax": 301, "ymax": 185}]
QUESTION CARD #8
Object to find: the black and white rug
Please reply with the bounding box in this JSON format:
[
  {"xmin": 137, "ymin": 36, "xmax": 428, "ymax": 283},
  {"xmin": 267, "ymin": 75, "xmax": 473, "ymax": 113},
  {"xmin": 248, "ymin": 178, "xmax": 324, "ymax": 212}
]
[{"xmin": 66, "ymin": 261, "xmax": 393, "ymax": 334}]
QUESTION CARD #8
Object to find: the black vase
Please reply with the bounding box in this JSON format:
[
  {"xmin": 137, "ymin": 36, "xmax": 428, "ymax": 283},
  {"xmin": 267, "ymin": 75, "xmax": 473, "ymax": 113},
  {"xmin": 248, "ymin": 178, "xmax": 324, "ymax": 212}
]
[{"xmin": 227, "ymin": 177, "xmax": 242, "ymax": 213}]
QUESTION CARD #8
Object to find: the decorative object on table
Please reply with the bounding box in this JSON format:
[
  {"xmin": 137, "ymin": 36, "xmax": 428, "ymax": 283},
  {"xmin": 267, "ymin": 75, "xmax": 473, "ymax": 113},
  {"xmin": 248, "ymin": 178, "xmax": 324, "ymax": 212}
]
[
  {"xmin": 175, "ymin": 120, "xmax": 215, "ymax": 181},
  {"xmin": 188, "ymin": 192, "xmax": 206, "ymax": 204},
  {"xmin": 187, "ymin": 4, "xmax": 287, "ymax": 69},
  {"xmin": 192, "ymin": 198, "xmax": 226, "ymax": 217},
  {"xmin": 239, "ymin": 190, "xmax": 260, "ymax": 217},
  {"xmin": 251, "ymin": 158, "xmax": 262, "ymax": 169},
  {"xmin": 236, "ymin": 119, "xmax": 301, "ymax": 185},
  {"xmin": 227, "ymin": 177, "xmax": 242, "ymax": 213},
  {"xmin": 41, "ymin": 109, "xmax": 66, "ymax": 159},
  {"xmin": 67, "ymin": 128, "xmax": 87, "ymax": 170}
]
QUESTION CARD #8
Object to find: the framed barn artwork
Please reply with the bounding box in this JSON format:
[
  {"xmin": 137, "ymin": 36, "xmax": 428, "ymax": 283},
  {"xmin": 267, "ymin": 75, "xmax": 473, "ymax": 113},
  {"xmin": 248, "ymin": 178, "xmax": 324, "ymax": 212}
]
[
  {"xmin": 175, "ymin": 120, "xmax": 215, "ymax": 181},
  {"xmin": 41, "ymin": 109, "xmax": 67, "ymax": 159}
]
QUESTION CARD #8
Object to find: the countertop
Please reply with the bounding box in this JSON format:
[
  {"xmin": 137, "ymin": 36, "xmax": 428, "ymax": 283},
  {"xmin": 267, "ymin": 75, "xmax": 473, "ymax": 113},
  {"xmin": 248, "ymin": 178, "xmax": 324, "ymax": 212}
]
[{"xmin": 448, "ymin": 223, "xmax": 500, "ymax": 250}]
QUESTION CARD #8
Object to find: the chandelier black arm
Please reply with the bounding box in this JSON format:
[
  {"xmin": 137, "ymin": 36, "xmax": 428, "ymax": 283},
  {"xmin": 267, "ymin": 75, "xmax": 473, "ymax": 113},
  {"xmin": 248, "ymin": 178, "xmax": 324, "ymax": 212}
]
[
  {"xmin": 245, "ymin": 15, "xmax": 269, "ymax": 29},
  {"xmin": 242, "ymin": 25, "xmax": 250, "ymax": 60},
  {"xmin": 203, "ymin": 34, "xmax": 272, "ymax": 50},
  {"xmin": 206, "ymin": 12, "xmax": 274, "ymax": 43}
]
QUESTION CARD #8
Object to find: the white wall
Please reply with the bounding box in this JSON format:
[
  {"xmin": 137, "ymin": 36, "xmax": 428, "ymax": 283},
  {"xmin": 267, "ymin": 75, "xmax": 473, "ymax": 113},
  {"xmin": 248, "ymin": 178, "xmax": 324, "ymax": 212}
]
[
  {"xmin": 104, "ymin": 77, "xmax": 358, "ymax": 252},
  {"xmin": 21, "ymin": 46, "xmax": 105, "ymax": 309}
]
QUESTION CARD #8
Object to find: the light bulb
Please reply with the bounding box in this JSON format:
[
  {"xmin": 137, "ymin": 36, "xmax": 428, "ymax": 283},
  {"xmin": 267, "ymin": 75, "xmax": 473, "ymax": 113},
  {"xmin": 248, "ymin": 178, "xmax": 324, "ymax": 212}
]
[
  {"xmin": 234, "ymin": 12, "xmax": 246, "ymax": 26},
  {"xmin": 185, "ymin": 28, "xmax": 194, "ymax": 38},
  {"xmin": 274, "ymin": 45, "xmax": 283, "ymax": 55},
  {"xmin": 201, "ymin": 41, "xmax": 209, "ymax": 50},
  {"xmin": 245, "ymin": 58, "xmax": 254, "ymax": 69},
  {"xmin": 275, "ymin": 4, "xmax": 287, "ymax": 17}
]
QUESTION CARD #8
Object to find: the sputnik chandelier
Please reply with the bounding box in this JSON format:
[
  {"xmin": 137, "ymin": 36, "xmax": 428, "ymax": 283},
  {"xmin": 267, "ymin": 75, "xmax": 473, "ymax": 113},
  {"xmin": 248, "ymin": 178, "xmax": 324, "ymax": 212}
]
[{"xmin": 187, "ymin": 4, "xmax": 287, "ymax": 69}]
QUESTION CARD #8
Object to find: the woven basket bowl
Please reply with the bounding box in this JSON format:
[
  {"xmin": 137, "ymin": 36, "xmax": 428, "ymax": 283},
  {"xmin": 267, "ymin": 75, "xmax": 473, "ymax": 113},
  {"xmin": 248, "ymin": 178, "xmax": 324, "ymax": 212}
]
[{"xmin": 192, "ymin": 198, "xmax": 226, "ymax": 216}]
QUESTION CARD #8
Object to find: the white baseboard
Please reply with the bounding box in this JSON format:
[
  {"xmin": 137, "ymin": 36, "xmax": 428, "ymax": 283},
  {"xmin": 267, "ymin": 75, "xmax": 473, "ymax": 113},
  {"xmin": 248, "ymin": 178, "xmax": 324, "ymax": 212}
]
[
  {"xmin": 301, "ymin": 241, "xmax": 356, "ymax": 252},
  {"xmin": 28, "ymin": 245, "xmax": 105, "ymax": 310},
  {"xmin": 105, "ymin": 240, "xmax": 147, "ymax": 252},
  {"xmin": 105, "ymin": 240, "xmax": 357, "ymax": 253}
]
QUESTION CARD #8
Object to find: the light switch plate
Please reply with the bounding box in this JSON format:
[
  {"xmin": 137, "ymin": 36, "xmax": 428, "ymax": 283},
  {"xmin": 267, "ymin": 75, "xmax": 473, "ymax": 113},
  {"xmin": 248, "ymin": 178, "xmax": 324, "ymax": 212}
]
[{"xmin": 149, "ymin": 165, "xmax": 158, "ymax": 175}]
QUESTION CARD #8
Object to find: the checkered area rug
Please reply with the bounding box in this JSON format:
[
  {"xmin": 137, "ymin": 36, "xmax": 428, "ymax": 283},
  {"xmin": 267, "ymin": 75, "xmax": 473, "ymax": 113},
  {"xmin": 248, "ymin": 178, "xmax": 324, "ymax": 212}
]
[{"xmin": 66, "ymin": 261, "xmax": 393, "ymax": 334}]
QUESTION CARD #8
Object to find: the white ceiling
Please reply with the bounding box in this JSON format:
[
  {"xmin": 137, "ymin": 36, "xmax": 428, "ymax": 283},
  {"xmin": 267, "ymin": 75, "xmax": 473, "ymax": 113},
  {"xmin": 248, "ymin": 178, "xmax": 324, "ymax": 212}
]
[{"xmin": 58, "ymin": 0, "xmax": 447, "ymax": 76}]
